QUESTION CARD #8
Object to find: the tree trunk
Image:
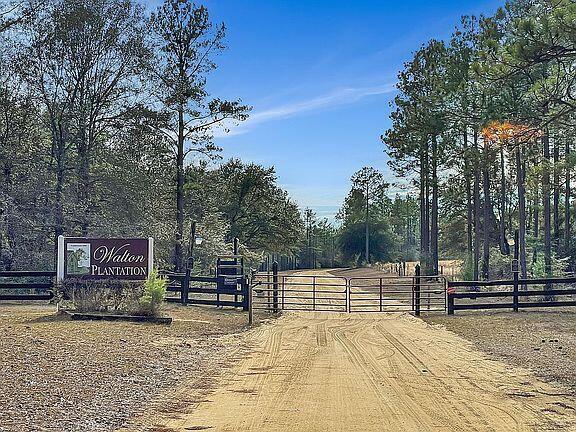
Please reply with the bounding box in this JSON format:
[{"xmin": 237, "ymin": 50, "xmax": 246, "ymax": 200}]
[
  {"xmin": 365, "ymin": 182, "xmax": 369, "ymax": 264},
  {"xmin": 54, "ymin": 122, "xmax": 66, "ymax": 241},
  {"xmin": 420, "ymin": 142, "xmax": 430, "ymax": 275},
  {"xmin": 431, "ymin": 135, "xmax": 439, "ymax": 275},
  {"xmin": 533, "ymin": 171, "xmax": 540, "ymax": 265},
  {"xmin": 553, "ymin": 135, "xmax": 560, "ymax": 250},
  {"xmin": 516, "ymin": 142, "xmax": 527, "ymax": 281},
  {"xmin": 565, "ymin": 139, "xmax": 571, "ymax": 257},
  {"xmin": 463, "ymin": 128, "xmax": 473, "ymax": 256},
  {"xmin": 473, "ymin": 129, "xmax": 481, "ymax": 281},
  {"xmin": 543, "ymin": 133, "xmax": 552, "ymax": 278},
  {"xmin": 175, "ymin": 106, "xmax": 185, "ymax": 271},
  {"xmin": 499, "ymin": 146, "xmax": 510, "ymax": 255},
  {"xmin": 482, "ymin": 137, "xmax": 491, "ymax": 280}
]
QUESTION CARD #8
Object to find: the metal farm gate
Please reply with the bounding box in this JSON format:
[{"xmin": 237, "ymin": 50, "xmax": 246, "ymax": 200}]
[
  {"xmin": 251, "ymin": 273, "xmax": 447, "ymax": 314},
  {"xmin": 252, "ymin": 274, "xmax": 348, "ymax": 312}
]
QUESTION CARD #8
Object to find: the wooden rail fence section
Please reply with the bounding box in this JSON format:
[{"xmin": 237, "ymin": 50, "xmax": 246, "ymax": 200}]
[
  {"xmin": 161, "ymin": 270, "xmax": 249, "ymax": 310},
  {"xmin": 447, "ymin": 276, "xmax": 576, "ymax": 314},
  {"xmin": 3, "ymin": 267, "xmax": 576, "ymax": 318},
  {"xmin": 0, "ymin": 271, "xmax": 56, "ymax": 301},
  {"xmin": 0, "ymin": 270, "xmax": 249, "ymax": 310}
]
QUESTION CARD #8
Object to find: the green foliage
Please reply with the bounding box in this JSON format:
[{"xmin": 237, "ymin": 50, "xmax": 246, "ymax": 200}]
[
  {"xmin": 531, "ymin": 254, "xmax": 546, "ymax": 279},
  {"xmin": 459, "ymin": 255, "xmax": 475, "ymax": 281},
  {"xmin": 530, "ymin": 253, "xmax": 568, "ymax": 278},
  {"xmin": 139, "ymin": 271, "xmax": 167, "ymax": 316},
  {"xmin": 339, "ymin": 221, "xmax": 394, "ymax": 266}
]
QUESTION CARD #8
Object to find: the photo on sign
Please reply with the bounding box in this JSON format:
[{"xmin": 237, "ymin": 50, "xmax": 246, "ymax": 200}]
[{"xmin": 66, "ymin": 243, "xmax": 91, "ymax": 275}]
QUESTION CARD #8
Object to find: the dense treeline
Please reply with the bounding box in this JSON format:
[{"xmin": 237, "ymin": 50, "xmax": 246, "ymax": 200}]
[
  {"xmin": 0, "ymin": 0, "xmax": 303, "ymax": 272},
  {"xmin": 383, "ymin": 0, "xmax": 576, "ymax": 280}
]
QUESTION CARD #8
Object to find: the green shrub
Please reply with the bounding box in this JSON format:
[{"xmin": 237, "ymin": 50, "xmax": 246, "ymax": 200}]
[
  {"xmin": 530, "ymin": 253, "xmax": 568, "ymax": 278},
  {"xmin": 139, "ymin": 270, "xmax": 167, "ymax": 316}
]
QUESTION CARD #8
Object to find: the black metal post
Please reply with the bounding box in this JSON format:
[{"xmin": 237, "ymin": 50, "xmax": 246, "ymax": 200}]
[
  {"xmin": 282, "ymin": 276, "xmax": 285, "ymax": 309},
  {"xmin": 313, "ymin": 276, "xmax": 316, "ymax": 311},
  {"xmin": 272, "ymin": 261, "xmax": 279, "ymax": 313},
  {"xmin": 414, "ymin": 264, "xmax": 421, "ymax": 316},
  {"xmin": 379, "ymin": 277, "xmax": 383, "ymax": 312}
]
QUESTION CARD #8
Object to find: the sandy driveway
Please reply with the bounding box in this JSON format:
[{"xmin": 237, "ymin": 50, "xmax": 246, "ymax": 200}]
[
  {"xmin": 118, "ymin": 271, "xmax": 576, "ymax": 432},
  {"xmin": 134, "ymin": 308, "xmax": 576, "ymax": 432}
]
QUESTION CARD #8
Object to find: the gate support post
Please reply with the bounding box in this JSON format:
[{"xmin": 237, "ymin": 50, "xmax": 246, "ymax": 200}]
[
  {"xmin": 513, "ymin": 230, "xmax": 520, "ymax": 312},
  {"xmin": 182, "ymin": 268, "xmax": 191, "ymax": 306},
  {"xmin": 346, "ymin": 279, "xmax": 350, "ymax": 313},
  {"xmin": 242, "ymin": 275, "xmax": 249, "ymax": 311},
  {"xmin": 414, "ymin": 264, "xmax": 421, "ymax": 316},
  {"xmin": 272, "ymin": 261, "xmax": 279, "ymax": 313},
  {"xmin": 379, "ymin": 278, "xmax": 383, "ymax": 312},
  {"xmin": 447, "ymin": 293, "xmax": 454, "ymax": 315}
]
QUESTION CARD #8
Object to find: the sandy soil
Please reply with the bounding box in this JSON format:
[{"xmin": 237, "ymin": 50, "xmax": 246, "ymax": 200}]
[
  {"xmin": 127, "ymin": 272, "xmax": 576, "ymax": 432},
  {"xmin": 0, "ymin": 303, "xmax": 268, "ymax": 432},
  {"xmin": 425, "ymin": 310, "xmax": 576, "ymax": 393}
]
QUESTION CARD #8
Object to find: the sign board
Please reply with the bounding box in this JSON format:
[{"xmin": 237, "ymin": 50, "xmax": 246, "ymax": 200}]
[
  {"xmin": 223, "ymin": 276, "xmax": 238, "ymax": 287},
  {"xmin": 57, "ymin": 236, "xmax": 153, "ymax": 282}
]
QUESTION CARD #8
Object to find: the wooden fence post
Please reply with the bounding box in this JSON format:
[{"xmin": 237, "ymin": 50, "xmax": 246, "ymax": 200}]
[
  {"xmin": 272, "ymin": 261, "xmax": 279, "ymax": 313},
  {"xmin": 447, "ymin": 292, "xmax": 455, "ymax": 315},
  {"xmin": 182, "ymin": 268, "xmax": 191, "ymax": 306},
  {"xmin": 242, "ymin": 275, "xmax": 249, "ymax": 312},
  {"xmin": 513, "ymin": 230, "xmax": 519, "ymax": 312},
  {"xmin": 414, "ymin": 264, "xmax": 421, "ymax": 316}
]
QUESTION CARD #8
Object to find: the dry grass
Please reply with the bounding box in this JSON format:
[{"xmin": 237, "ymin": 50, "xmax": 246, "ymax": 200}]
[
  {"xmin": 424, "ymin": 309, "xmax": 576, "ymax": 393},
  {"xmin": 0, "ymin": 303, "xmax": 270, "ymax": 432}
]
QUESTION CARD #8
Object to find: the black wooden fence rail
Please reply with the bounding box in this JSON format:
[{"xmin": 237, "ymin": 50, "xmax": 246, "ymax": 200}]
[
  {"xmin": 447, "ymin": 276, "xmax": 576, "ymax": 314},
  {"xmin": 161, "ymin": 270, "xmax": 249, "ymax": 310},
  {"xmin": 0, "ymin": 271, "xmax": 56, "ymax": 301}
]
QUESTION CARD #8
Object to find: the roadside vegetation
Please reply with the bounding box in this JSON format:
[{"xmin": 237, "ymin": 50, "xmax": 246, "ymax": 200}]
[
  {"xmin": 2, "ymin": 0, "xmax": 576, "ymax": 280},
  {"xmin": 305, "ymin": 0, "xmax": 576, "ymax": 278},
  {"xmin": 383, "ymin": 0, "xmax": 576, "ymax": 279},
  {"xmin": 0, "ymin": 0, "xmax": 303, "ymax": 273}
]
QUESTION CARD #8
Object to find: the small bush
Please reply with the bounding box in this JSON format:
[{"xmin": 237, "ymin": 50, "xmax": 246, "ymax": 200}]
[
  {"xmin": 58, "ymin": 279, "xmax": 143, "ymax": 313},
  {"xmin": 138, "ymin": 270, "xmax": 167, "ymax": 316}
]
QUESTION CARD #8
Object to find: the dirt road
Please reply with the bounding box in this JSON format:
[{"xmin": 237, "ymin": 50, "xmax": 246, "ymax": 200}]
[
  {"xmin": 119, "ymin": 271, "xmax": 576, "ymax": 432},
  {"xmin": 134, "ymin": 308, "xmax": 576, "ymax": 432}
]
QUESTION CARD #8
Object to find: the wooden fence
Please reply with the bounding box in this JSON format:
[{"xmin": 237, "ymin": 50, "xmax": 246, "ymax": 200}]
[
  {"xmin": 0, "ymin": 269, "xmax": 249, "ymax": 310},
  {"xmin": 447, "ymin": 276, "xmax": 576, "ymax": 314},
  {"xmin": 162, "ymin": 270, "xmax": 249, "ymax": 310},
  {"xmin": 0, "ymin": 271, "xmax": 56, "ymax": 301}
]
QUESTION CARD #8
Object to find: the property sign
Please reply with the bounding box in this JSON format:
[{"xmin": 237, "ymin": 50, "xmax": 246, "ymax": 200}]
[{"xmin": 57, "ymin": 236, "xmax": 154, "ymax": 282}]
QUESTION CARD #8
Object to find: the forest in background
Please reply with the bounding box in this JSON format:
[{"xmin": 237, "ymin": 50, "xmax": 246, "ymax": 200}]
[
  {"xmin": 302, "ymin": 0, "xmax": 576, "ymax": 280},
  {"xmin": 381, "ymin": 0, "xmax": 576, "ymax": 280},
  {"xmin": 0, "ymin": 0, "xmax": 305, "ymax": 272},
  {"xmin": 3, "ymin": 0, "xmax": 576, "ymax": 279}
]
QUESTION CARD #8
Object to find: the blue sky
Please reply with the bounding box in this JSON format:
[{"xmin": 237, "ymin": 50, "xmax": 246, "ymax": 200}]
[{"xmin": 191, "ymin": 0, "xmax": 503, "ymax": 221}]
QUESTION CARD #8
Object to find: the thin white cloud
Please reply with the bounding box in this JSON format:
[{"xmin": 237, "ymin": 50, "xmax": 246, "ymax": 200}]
[{"xmin": 213, "ymin": 82, "xmax": 396, "ymax": 138}]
